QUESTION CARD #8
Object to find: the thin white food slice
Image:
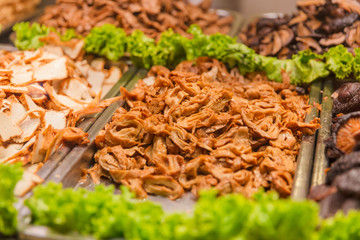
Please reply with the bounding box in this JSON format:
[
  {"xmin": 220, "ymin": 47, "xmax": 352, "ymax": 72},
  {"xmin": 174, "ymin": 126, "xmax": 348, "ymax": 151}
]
[
  {"xmin": 33, "ymin": 57, "xmax": 68, "ymax": 81},
  {"xmin": 0, "ymin": 112, "xmax": 22, "ymax": 142}
]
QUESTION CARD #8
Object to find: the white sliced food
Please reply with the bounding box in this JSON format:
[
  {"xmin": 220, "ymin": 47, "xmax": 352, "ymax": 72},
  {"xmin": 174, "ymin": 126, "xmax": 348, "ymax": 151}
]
[
  {"xmin": 57, "ymin": 94, "xmax": 84, "ymax": 108},
  {"xmin": 90, "ymin": 58, "xmax": 105, "ymax": 71},
  {"xmin": 23, "ymin": 49, "xmax": 42, "ymax": 62},
  {"xmin": 10, "ymin": 64, "xmax": 34, "ymax": 85},
  {"xmin": 31, "ymin": 131, "xmax": 45, "ymax": 164},
  {"xmin": 87, "ymin": 69, "xmax": 105, "ymax": 94},
  {"xmin": 74, "ymin": 60, "xmax": 90, "ymax": 77},
  {"xmin": 33, "ymin": 57, "xmax": 68, "ymax": 82},
  {"xmin": 17, "ymin": 115, "xmax": 41, "ymax": 143},
  {"xmin": 62, "ymin": 40, "xmax": 84, "ymax": 59},
  {"xmin": 0, "ymin": 143, "xmax": 23, "ymax": 163},
  {"xmin": 8, "ymin": 99, "xmax": 27, "ymax": 124},
  {"xmin": 20, "ymin": 94, "xmax": 44, "ymax": 112},
  {"xmin": 27, "ymin": 84, "xmax": 47, "ymax": 98},
  {"xmin": 0, "ymin": 85, "xmax": 28, "ymax": 93},
  {"xmin": 42, "ymin": 45, "xmax": 64, "ymax": 57},
  {"xmin": 14, "ymin": 170, "xmax": 44, "ymax": 197},
  {"xmin": 143, "ymin": 76, "xmax": 155, "ymax": 86},
  {"xmin": 0, "ymin": 112, "xmax": 22, "ymax": 142},
  {"xmin": 44, "ymin": 110, "xmax": 67, "ymax": 130},
  {"xmin": 104, "ymin": 66, "xmax": 121, "ymax": 85},
  {"xmin": 62, "ymin": 78, "xmax": 93, "ymax": 103}
]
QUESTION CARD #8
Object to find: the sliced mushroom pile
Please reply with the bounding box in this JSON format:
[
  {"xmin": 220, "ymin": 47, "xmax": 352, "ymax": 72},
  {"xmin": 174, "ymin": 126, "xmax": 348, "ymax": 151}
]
[
  {"xmin": 0, "ymin": 0, "xmax": 40, "ymax": 26},
  {"xmin": 89, "ymin": 58, "xmax": 320, "ymax": 200},
  {"xmin": 39, "ymin": 0, "xmax": 233, "ymax": 38},
  {"xmin": 0, "ymin": 44, "xmax": 126, "ymax": 197},
  {"xmin": 241, "ymin": 0, "xmax": 360, "ymax": 59}
]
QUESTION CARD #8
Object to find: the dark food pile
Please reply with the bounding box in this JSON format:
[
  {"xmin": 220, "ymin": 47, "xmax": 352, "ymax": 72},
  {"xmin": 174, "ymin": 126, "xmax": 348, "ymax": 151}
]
[
  {"xmin": 39, "ymin": 0, "xmax": 233, "ymax": 38},
  {"xmin": 240, "ymin": 0, "xmax": 360, "ymax": 59},
  {"xmin": 88, "ymin": 58, "xmax": 320, "ymax": 200},
  {"xmin": 309, "ymin": 83, "xmax": 360, "ymax": 217}
]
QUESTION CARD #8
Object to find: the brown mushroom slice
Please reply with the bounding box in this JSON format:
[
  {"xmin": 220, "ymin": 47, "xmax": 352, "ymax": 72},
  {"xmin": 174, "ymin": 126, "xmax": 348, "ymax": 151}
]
[
  {"xmin": 278, "ymin": 27, "xmax": 294, "ymax": 46},
  {"xmin": 297, "ymin": 22, "xmax": 312, "ymax": 37},
  {"xmin": 295, "ymin": 37, "xmax": 322, "ymax": 53},
  {"xmin": 346, "ymin": 27, "xmax": 357, "ymax": 46},
  {"xmin": 333, "ymin": 0, "xmax": 360, "ymax": 15},
  {"xmin": 33, "ymin": 57, "xmax": 68, "ymax": 82},
  {"xmin": 336, "ymin": 117, "xmax": 360, "ymax": 154},
  {"xmin": 319, "ymin": 33, "xmax": 346, "ymax": 46},
  {"xmin": 0, "ymin": 112, "xmax": 22, "ymax": 142},
  {"xmin": 296, "ymin": 0, "xmax": 326, "ymax": 7},
  {"xmin": 306, "ymin": 18, "xmax": 322, "ymax": 31},
  {"xmin": 288, "ymin": 10, "xmax": 307, "ymax": 26},
  {"xmin": 259, "ymin": 42, "xmax": 274, "ymax": 56},
  {"xmin": 143, "ymin": 175, "xmax": 184, "ymax": 200},
  {"xmin": 272, "ymin": 31, "xmax": 283, "ymax": 55}
]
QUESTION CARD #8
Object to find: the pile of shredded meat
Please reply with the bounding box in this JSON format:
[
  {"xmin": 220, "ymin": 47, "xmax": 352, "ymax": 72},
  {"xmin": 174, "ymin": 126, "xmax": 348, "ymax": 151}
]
[
  {"xmin": 0, "ymin": 0, "xmax": 40, "ymax": 26},
  {"xmin": 39, "ymin": 0, "xmax": 233, "ymax": 38},
  {"xmin": 0, "ymin": 44, "xmax": 126, "ymax": 196},
  {"xmin": 240, "ymin": 0, "xmax": 360, "ymax": 58},
  {"xmin": 91, "ymin": 58, "xmax": 320, "ymax": 200}
]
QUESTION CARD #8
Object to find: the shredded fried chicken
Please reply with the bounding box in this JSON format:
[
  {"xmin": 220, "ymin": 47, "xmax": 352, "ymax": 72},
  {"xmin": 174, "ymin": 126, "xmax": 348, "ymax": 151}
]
[{"xmin": 91, "ymin": 58, "xmax": 320, "ymax": 199}]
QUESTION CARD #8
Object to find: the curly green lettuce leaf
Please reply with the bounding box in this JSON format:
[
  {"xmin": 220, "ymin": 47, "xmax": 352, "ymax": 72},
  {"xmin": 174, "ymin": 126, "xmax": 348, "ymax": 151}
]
[
  {"xmin": 0, "ymin": 163, "xmax": 23, "ymax": 236},
  {"xmin": 245, "ymin": 190, "xmax": 319, "ymax": 240},
  {"xmin": 223, "ymin": 43, "xmax": 263, "ymax": 75},
  {"xmin": 183, "ymin": 25, "xmax": 209, "ymax": 60},
  {"xmin": 13, "ymin": 22, "xmax": 52, "ymax": 50},
  {"xmin": 353, "ymin": 48, "xmax": 360, "ymax": 81},
  {"xmin": 203, "ymin": 33, "xmax": 236, "ymax": 61},
  {"xmin": 127, "ymin": 30, "xmax": 156, "ymax": 68},
  {"xmin": 84, "ymin": 24, "xmax": 127, "ymax": 61},
  {"xmin": 60, "ymin": 28, "xmax": 81, "ymax": 42},
  {"xmin": 318, "ymin": 211, "xmax": 360, "ymax": 240},
  {"xmin": 324, "ymin": 45, "xmax": 354, "ymax": 79},
  {"xmin": 151, "ymin": 29, "xmax": 186, "ymax": 68}
]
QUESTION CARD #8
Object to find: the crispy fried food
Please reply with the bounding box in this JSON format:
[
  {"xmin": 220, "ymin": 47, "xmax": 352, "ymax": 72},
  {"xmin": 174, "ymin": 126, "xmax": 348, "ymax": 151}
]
[{"xmin": 91, "ymin": 58, "xmax": 319, "ymax": 199}]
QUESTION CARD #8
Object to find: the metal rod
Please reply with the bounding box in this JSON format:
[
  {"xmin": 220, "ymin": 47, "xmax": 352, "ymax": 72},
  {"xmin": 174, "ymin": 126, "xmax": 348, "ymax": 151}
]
[
  {"xmin": 311, "ymin": 78, "xmax": 333, "ymax": 187},
  {"xmin": 291, "ymin": 79, "xmax": 322, "ymax": 200}
]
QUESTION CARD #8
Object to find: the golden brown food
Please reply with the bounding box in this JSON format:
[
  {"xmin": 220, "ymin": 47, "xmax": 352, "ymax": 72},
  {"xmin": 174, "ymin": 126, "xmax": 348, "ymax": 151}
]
[
  {"xmin": 91, "ymin": 58, "xmax": 320, "ymax": 199},
  {"xmin": 39, "ymin": 0, "xmax": 233, "ymax": 38}
]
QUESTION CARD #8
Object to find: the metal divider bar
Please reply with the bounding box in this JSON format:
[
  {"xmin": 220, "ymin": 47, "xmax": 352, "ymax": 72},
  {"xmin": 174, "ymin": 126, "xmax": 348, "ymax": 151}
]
[
  {"xmin": 291, "ymin": 79, "xmax": 322, "ymax": 200},
  {"xmin": 311, "ymin": 79, "xmax": 333, "ymax": 187}
]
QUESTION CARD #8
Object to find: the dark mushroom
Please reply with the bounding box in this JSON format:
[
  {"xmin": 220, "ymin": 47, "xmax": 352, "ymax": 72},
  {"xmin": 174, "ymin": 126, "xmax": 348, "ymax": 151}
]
[
  {"xmin": 278, "ymin": 26, "xmax": 294, "ymax": 45},
  {"xmin": 326, "ymin": 151, "xmax": 360, "ymax": 184},
  {"xmin": 288, "ymin": 10, "xmax": 307, "ymax": 26},
  {"xmin": 296, "ymin": 37, "xmax": 323, "ymax": 52},
  {"xmin": 326, "ymin": 111, "xmax": 360, "ymax": 158},
  {"xmin": 297, "ymin": 22, "xmax": 312, "ymax": 37},
  {"xmin": 333, "ymin": 82, "xmax": 360, "ymax": 115},
  {"xmin": 272, "ymin": 31, "xmax": 283, "ymax": 55},
  {"xmin": 319, "ymin": 32, "xmax": 346, "ymax": 46}
]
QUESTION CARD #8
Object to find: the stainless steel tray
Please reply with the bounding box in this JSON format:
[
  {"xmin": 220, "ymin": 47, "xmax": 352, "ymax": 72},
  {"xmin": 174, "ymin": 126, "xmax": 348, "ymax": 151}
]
[{"xmin": 18, "ymin": 70, "xmax": 324, "ymax": 240}]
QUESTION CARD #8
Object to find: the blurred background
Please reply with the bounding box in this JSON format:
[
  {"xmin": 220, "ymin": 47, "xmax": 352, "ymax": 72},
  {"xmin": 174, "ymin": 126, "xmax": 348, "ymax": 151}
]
[{"xmin": 39, "ymin": 0, "xmax": 297, "ymax": 20}]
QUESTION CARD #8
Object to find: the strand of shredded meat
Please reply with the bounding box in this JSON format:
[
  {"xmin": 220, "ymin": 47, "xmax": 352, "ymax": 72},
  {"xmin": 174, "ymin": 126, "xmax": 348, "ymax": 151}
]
[
  {"xmin": 91, "ymin": 57, "xmax": 320, "ymax": 200},
  {"xmin": 39, "ymin": 0, "xmax": 233, "ymax": 38}
]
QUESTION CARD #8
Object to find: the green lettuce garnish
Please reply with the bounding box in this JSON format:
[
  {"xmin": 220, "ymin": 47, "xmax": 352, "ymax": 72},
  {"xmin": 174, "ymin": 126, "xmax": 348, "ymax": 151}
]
[
  {"xmin": 84, "ymin": 24, "xmax": 127, "ymax": 62},
  {"xmin": 324, "ymin": 45, "xmax": 354, "ymax": 79},
  {"xmin": 0, "ymin": 163, "xmax": 23, "ymax": 236},
  {"xmin": 13, "ymin": 22, "xmax": 52, "ymax": 50}
]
